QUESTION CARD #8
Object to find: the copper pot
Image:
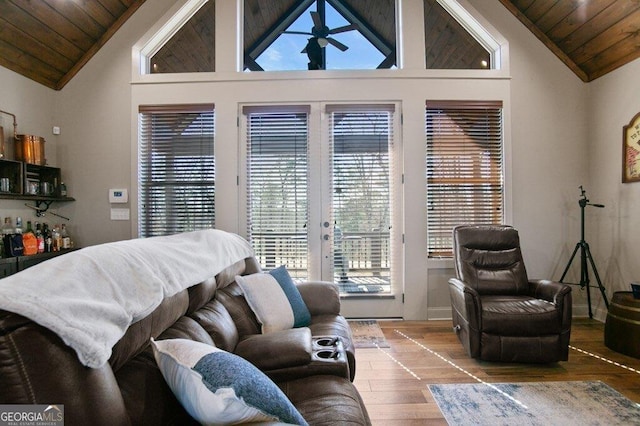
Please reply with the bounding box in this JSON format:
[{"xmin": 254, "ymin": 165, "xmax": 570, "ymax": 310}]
[{"xmin": 15, "ymin": 134, "xmax": 46, "ymax": 165}]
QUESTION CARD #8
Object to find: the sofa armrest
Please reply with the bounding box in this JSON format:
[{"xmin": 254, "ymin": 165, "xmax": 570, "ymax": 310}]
[
  {"xmin": 234, "ymin": 327, "xmax": 312, "ymax": 371},
  {"xmin": 297, "ymin": 281, "xmax": 341, "ymax": 316}
]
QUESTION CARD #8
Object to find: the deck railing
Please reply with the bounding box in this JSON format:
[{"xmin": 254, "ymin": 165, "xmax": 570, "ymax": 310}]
[{"xmin": 251, "ymin": 231, "xmax": 391, "ymax": 289}]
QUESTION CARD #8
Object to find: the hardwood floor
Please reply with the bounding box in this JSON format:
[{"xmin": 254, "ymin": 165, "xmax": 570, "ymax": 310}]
[{"xmin": 353, "ymin": 318, "xmax": 640, "ymax": 425}]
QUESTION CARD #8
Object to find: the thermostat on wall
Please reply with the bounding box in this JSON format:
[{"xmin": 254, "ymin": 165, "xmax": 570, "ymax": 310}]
[{"xmin": 109, "ymin": 188, "xmax": 128, "ymax": 203}]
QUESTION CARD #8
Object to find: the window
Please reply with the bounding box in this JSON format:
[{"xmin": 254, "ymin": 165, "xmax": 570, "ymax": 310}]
[
  {"xmin": 424, "ymin": 0, "xmax": 497, "ymax": 70},
  {"xmin": 244, "ymin": 0, "xmax": 396, "ymax": 71},
  {"xmin": 138, "ymin": 104, "xmax": 215, "ymax": 237},
  {"xmin": 328, "ymin": 105, "xmax": 395, "ymax": 293},
  {"xmin": 426, "ymin": 101, "xmax": 503, "ymax": 257},
  {"xmin": 142, "ymin": 0, "xmax": 214, "ymax": 74},
  {"xmin": 244, "ymin": 106, "xmax": 310, "ymax": 279}
]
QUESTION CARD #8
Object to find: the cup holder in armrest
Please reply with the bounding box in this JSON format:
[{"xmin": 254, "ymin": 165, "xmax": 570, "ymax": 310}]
[
  {"xmin": 312, "ymin": 335, "xmax": 345, "ymax": 363},
  {"xmin": 313, "ymin": 336, "xmax": 342, "ymax": 351},
  {"xmin": 313, "ymin": 349, "xmax": 342, "ymax": 361}
]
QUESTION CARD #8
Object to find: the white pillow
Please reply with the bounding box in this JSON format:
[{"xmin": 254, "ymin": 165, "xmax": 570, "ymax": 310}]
[
  {"xmin": 151, "ymin": 338, "xmax": 307, "ymax": 426},
  {"xmin": 235, "ymin": 273, "xmax": 295, "ymax": 333}
]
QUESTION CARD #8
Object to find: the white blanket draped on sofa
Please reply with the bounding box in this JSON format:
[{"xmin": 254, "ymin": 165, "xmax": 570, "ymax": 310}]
[{"xmin": 0, "ymin": 229, "xmax": 254, "ymax": 368}]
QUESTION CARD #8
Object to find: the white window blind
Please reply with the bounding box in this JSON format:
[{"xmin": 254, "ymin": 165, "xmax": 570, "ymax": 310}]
[
  {"xmin": 244, "ymin": 106, "xmax": 310, "ymax": 279},
  {"xmin": 138, "ymin": 104, "xmax": 215, "ymax": 237},
  {"xmin": 328, "ymin": 105, "xmax": 395, "ymax": 293},
  {"xmin": 426, "ymin": 101, "xmax": 503, "ymax": 257}
]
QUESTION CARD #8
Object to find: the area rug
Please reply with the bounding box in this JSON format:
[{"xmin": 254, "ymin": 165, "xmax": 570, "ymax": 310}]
[
  {"xmin": 429, "ymin": 380, "xmax": 640, "ymax": 426},
  {"xmin": 349, "ymin": 320, "xmax": 390, "ymax": 348}
]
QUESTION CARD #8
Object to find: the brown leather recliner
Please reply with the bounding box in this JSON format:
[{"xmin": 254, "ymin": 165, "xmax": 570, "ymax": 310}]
[{"xmin": 448, "ymin": 225, "xmax": 572, "ymax": 363}]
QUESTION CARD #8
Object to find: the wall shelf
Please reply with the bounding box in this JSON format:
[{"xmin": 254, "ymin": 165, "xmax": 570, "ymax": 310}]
[{"xmin": 1, "ymin": 159, "xmax": 75, "ymax": 219}]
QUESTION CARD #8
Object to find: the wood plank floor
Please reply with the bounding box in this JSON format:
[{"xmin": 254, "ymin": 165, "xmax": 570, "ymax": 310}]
[{"xmin": 352, "ymin": 318, "xmax": 640, "ymax": 425}]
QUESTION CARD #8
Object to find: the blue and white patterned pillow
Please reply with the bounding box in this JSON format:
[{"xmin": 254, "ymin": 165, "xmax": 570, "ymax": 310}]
[
  {"xmin": 236, "ymin": 267, "xmax": 311, "ymax": 333},
  {"xmin": 151, "ymin": 338, "xmax": 307, "ymax": 425},
  {"xmin": 269, "ymin": 265, "xmax": 311, "ymax": 328}
]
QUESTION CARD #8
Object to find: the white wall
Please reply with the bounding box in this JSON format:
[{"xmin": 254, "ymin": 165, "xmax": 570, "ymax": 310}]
[
  {"xmin": 0, "ymin": 0, "xmax": 604, "ymax": 319},
  {"xmin": 587, "ymin": 57, "xmax": 640, "ymax": 316},
  {"xmin": 0, "ymin": 66, "xmax": 57, "ymax": 226}
]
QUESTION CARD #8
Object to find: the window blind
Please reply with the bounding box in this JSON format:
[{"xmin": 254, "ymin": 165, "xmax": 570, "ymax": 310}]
[
  {"xmin": 245, "ymin": 107, "xmax": 310, "ymax": 279},
  {"xmin": 138, "ymin": 104, "xmax": 215, "ymax": 237},
  {"xmin": 328, "ymin": 105, "xmax": 395, "ymax": 293},
  {"xmin": 426, "ymin": 101, "xmax": 503, "ymax": 257}
]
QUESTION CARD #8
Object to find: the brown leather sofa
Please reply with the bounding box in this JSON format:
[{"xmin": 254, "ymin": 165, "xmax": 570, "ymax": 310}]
[
  {"xmin": 448, "ymin": 225, "xmax": 572, "ymax": 363},
  {"xmin": 0, "ymin": 255, "xmax": 370, "ymax": 425}
]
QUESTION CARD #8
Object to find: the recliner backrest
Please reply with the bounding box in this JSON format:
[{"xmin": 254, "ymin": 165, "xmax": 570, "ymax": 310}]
[{"xmin": 453, "ymin": 225, "xmax": 529, "ymax": 295}]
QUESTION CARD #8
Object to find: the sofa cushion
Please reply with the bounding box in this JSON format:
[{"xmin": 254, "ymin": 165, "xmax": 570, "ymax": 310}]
[
  {"xmin": 189, "ymin": 299, "xmax": 240, "ymax": 352},
  {"xmin": 279, "ymin": 375, "xmax": 371, "ymax": 425},
  {"xmin": 236, "ymin": 273, "xmax": 296, "ymax": 333},
  {"xmin": 216, "ymin": 283, "xmax": 261, "ymax": 336},
  {"xmin": 151, "ymin": 338, "xmax": 308, "ymax": 425},
  {"xmin": 481, "ymin": 295, "xmax": 562, "ymax": 335}
]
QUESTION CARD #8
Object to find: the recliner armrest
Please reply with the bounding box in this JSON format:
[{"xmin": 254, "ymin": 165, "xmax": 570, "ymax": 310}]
[
  {"xmin": 528, "ymin": 279, "xmax": 572, "ymax": 330},
  {"xmin": 234, "ymin": 327, "xmax": 313, "ymax": 371},
  {"xmin": 448, "ymin": 278, "xmax": 482, "ymax": 327},
  {"xmin": 297, "ymin": 281, "xmax": 341, "ymax": 315},
  {"xmin": 528, "ymin": 279, "xmax": 571, "ymax": 304},
  {"xmin": 449, "ymin": 278, "xmax": 481, "ymax": 304}
]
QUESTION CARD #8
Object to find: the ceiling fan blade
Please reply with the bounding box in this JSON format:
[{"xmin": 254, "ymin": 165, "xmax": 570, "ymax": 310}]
[
  {"xmin": 283, "ymin": 31, "xmax": 313, "ymax": 36},
  {"xmin": 327, "ymin": 37, "xmax": 349, "ymax": 51},
  {"xmin": 310, "ymin": 11, "xmax": 323, "ymax": 30},
  {"xmin": 329, "ymin": 24, "xmax": 358, "ymax": 35}
]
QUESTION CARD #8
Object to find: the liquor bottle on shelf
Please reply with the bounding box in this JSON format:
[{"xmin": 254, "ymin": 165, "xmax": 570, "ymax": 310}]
[
  {"xmin": 52, "ymin": 224, "xmax": 61, "ymax": 252},
  {"xmin": 60, "ymin": 223, "xmax": 71, "ymax": 249},
  {"xmin": 22, "ymin": 221, "xmax": 37, "ymax": 255},
  {"xmin": 43, "ymin": 223, "xmax": 52, "ymax": 253},
  {"xmin": 35, "ymin": 222, "xmax": 45, "ymax": 254},
  {"xmin": 0, "ymin": 217, "xmax": 11, "ymax": 258},
  {"xmin": 1, "ymin": 217, "xmax": 12, "ymax": 236},
  {"xmin": 2, "ymin": 217, "xmax": 23, "ymax": 257}
]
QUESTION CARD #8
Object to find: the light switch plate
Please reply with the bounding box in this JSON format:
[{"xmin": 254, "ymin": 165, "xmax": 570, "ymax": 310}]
[{"xmin": 110, "ymin": 208, "xmax": 130, "ymax": 221}]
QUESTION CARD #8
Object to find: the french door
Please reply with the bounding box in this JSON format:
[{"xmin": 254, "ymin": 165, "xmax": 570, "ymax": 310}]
[{"xmin": 241, "ymin": 103, "xmax": 403, "ymax": 317}]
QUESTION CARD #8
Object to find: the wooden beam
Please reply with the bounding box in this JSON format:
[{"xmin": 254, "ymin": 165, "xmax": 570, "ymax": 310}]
[
  {"xmin": 245, "ymin": 0, "xmax": 315, "ymax": 61},
  {"xmin": 328, "ymin": 0, "xmax": 394, "ymax": 57},
  {"xmin": 497, "ymin": 0, "xmax": 589, "ymax": 82},
  {"xmin": 377, "ymin": 49, "xmax": 396, "ymax": 69},
  {"xmin": 243, "ymin": 54, "xmax": 264, "ymax": 71}
]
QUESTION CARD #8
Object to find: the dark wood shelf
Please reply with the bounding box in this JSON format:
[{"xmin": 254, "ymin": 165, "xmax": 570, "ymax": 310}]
[{"xmin": 0, "ymin": 194, "xmax": 75, "ymax": 202}]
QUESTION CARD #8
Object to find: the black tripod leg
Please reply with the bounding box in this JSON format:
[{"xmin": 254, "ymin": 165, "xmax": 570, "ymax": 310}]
[
  {"xmin": 584, "ymin": 243, "xmax": 610, "ymax": 310},
  {"xmin": 581, "ymin": 242, "xmax": 592, "ymax": 318},
  {"xmin": 559, "ymin": 243, "xmax": 581, "ymax": 282}
]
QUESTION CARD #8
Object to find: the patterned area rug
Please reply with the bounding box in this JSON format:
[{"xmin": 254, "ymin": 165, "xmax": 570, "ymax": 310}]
[
  {"xmin": 349, "ymin": 320, "xmax": 390, "ymax": 348},
  {"xmin": 429, "ymin": 380, "xmax": 640, "ymax": 426}
]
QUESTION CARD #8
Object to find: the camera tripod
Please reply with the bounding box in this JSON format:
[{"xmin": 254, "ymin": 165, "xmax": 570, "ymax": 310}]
[{"xmin": 559, "ymin": 186, "xmax": 609, "ymax": 318}]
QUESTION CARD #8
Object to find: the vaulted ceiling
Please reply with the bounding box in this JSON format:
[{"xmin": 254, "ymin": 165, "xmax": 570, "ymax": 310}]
[{"xmin": 0, "ymin": 0, "xmax": 638, "ymax": 90}]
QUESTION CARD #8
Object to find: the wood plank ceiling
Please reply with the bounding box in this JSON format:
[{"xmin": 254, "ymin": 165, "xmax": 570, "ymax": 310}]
[
  {"xmin": 498, "ymin": 0, "xmax": 640, "ymax": 82},
  {"xmin": 0, "ymin": 0, "xmax": 638, "ymax": 90}
]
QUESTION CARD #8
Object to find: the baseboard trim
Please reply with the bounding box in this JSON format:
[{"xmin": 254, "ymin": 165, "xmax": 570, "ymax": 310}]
[{"xmin": 427, "ymin": 307, "xmax": 453, "ymax": 320}]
